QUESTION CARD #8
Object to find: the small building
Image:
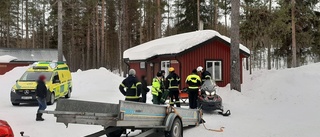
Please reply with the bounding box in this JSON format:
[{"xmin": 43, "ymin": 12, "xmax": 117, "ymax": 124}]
[
  {"xmin": 123, "ymin": 30, "xmax": 250, "ymax": 88},
  {"xmin": 0, "ymin": 48, "xmax": 65, "ymax": 75}
]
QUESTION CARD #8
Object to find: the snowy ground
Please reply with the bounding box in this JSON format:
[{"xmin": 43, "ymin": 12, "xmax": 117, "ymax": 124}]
[{"xmin": 1, "ymin": 64, "xmax": 320, "ymax": 137}]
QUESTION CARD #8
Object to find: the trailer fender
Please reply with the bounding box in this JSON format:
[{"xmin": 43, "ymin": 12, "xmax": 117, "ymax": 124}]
[{"xmin": 164, "ymin": 113, "xmax": 182, "ymax": 132}]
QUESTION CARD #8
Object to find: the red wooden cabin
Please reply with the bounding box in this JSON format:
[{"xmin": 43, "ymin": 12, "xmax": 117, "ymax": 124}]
[{"xmin": 123, "ymin": 30, "xmax": 250, "ymax": 89}]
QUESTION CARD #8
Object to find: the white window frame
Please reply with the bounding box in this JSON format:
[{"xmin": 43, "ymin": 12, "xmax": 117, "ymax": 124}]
[
  {"xmin": 161, "ymin": 60, "xmax": 170, "ymax": 77},
  {"xmin": 205, "ymin": 60, "xmax": 222, "ymax": 81}
]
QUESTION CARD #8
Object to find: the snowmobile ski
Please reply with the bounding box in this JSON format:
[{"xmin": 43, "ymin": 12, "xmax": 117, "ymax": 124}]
[{"xmin": 218, "ymin": 110, "xmax": 231, "ymax": 116}]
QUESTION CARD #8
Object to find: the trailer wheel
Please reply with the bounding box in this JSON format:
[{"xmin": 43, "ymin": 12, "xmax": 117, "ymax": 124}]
[
  {"xmin": 165, "ymin": 118, "xmax": 182, "ymax": 137},
  {"xmin": 106, "ymin": 129, "xmax": 124, "ymax": 137}
]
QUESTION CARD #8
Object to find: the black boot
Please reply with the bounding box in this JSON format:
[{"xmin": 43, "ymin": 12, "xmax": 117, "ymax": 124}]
[
  {"xmin": 36, "ymin": 113, "xmax": 44, "ymax": 121},
  {"xmin": 39, "ymin": 113, "xmax": 45, "ymax": 121}
]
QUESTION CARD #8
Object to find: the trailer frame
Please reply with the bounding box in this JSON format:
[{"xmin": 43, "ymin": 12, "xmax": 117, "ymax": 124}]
[{"xmin": 42, "ymin": 99, "xmax": 201, "ymax": 137}]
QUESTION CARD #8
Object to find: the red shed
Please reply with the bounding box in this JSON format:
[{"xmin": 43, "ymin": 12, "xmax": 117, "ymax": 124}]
[
  {"xmin": 0, "ymin": 48, "xmax": 65, "ymax": 75},
  {"xmin": 123, "ymin": 30, "xmax": 250, "ymax": 88}
]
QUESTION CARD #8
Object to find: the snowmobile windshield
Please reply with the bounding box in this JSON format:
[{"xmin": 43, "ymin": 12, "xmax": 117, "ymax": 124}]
[{"xmin": 201, "ymin": 79, "xmax": 216, "ymax": 92}]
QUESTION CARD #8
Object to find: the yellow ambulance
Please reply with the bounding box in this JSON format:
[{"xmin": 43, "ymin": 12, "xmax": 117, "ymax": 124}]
[{"xmin": 10, "ymin": 62, "xmax": 72, "ymax": 106}]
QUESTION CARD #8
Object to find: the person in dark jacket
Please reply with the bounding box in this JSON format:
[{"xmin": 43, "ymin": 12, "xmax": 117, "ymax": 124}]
[
  {"xmin": 160, "ymin": 70, "xmax": 166, "ymax": 91},
  {"xmin": 35, "ymin": 75, "xmax": 47, "ymax": 121},
  {"xmin": 140, "ymin": 75, "xmax": 150, "ymax": 103},
  {"xmin": 185, "ymin": 69, "xmax": 202, "ymax": 109},
  {"xmin": 119, "ymin": 69, "xmax": 142, "ymax": 102},
  {"xmin": 166, "ymin": 67, "xmax": 181, "ymax": 107},
  {"xmin": 197, "ymin": 66, "xmax": 212, "ymax": 81}
]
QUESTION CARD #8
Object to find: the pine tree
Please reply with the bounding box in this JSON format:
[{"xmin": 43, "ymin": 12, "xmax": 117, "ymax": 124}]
[
  {"xmin": 175, "ymin": 0, "xmax": 210, "ymax": 33},
  {"xmin": 101, "ymin": 0, "xmax": 106, "ymax": 67},
  {"xmin": 106, "ymin": 0, "xmax": 118, "ymax": 70},
  {"xmin": 291, "ymin": 0, "xmax": 297, "ymax": 67}
]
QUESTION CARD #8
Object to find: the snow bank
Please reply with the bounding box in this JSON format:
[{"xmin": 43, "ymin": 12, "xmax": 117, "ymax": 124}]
[
  {"xmin": 124, "ymin": 30, "xmax": 250, "ymax": 60},
  {"xmin": 71, "ymin": 67, "xmax": 124, "ymax": 103},
  {"xmin": 0, "ymin": 55, "xmax": 17, "ymax": 63}
]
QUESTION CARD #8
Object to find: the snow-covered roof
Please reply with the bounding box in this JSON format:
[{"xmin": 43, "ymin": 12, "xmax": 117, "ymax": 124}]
[
  {"xmin": 123, "ymin": 30, "xmax": 250, "ymax": 61},
  {"xmin": 0, "ymin": 55, "xmax": 17, "ymax": 63},
  {"xmin": 0, "ymin": 48, "xmax": 66, "ymax": 62}
]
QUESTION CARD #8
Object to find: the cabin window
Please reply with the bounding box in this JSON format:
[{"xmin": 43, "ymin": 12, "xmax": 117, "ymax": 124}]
[
  {"xmin": 206, "ymin": 60, "xmax": 222, "ymax": 81},
  {"xmin": 140, "ymin": 62, "xmax": 146, "ymax": 69},
  {"xmin": 161, "ymin": 61, "xmax": 170, "ymax": 77}
]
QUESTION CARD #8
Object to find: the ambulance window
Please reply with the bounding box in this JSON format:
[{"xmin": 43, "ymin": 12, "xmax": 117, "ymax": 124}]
[{"xmin": 53, "ymin": 72, "xmax": 60, "ymax": 81}]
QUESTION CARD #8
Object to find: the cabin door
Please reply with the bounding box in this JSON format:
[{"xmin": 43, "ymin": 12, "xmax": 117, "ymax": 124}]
[{"xmin": 161, "ymin": 61, "xmax": 170, "ymax": 77}]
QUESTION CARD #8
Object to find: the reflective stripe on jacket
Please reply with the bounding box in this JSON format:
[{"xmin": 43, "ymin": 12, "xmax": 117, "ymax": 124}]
[
  {"xmin": 202, "ymin": 71, "xmax": 212, "ymax": 80},
  {"xmin": 185, "ymin": 73, "xmax": 202, "ymax": 89},
  {"xmin": 151, "ymin": 78, "xmax": 162, "ymax": 96},
  {"xmin": 166, "ymin": 72, "xmax": 180, "ymax": 89},
  {"xmin": 119, "ymin": 75, "xmax": 141, "ymax": 99}
]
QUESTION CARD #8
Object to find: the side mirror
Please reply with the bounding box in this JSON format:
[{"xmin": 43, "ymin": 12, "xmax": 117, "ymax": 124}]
[{"xmin": 53, "ymin": 79, "xmax": 60, "ymax": 84}]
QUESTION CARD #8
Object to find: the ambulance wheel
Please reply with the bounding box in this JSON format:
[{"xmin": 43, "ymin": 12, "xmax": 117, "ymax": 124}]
[
  {"xmin": 12, "ymin": 103, "xmax": 19, "ymax": 106},
  {"xmin": 48, "ymin": 92, "xmax": 55, "ymax": 105},
  {"xmin": 165, "ymin": 118, "xmax": 182, "ymax": 137},
  {"xmin": 65, "ymin": 88, "xmax": 71, "ymax": 98}
]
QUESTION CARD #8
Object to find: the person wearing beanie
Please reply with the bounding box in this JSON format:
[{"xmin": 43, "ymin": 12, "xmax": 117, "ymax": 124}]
[
  {"xmin": 166, "ymin": 67, "xmax": 181, "ymax": 107},
  {"xmin": 119, "ymin": 69, "xmax": 141, "ymax": 102},
  {"xmin": 151, "ymin": 71, "xmax": 163, "ymax": 104},
  {"xmin": 128, "ymin": 69, "xmax": 136, "ymax": 76},
  {"xmin": 35, "ymin": 75, "xmax": 47, "ymax": 121},
  {"xmin": 185, "ymin": 69, "xmax": 202, "ymax": 109}
]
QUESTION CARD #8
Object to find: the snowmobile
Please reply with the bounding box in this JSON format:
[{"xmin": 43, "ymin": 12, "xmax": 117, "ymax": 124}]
[{"xmin": 198, "ymin": 79, "xmax": 231, "ymax": 116}]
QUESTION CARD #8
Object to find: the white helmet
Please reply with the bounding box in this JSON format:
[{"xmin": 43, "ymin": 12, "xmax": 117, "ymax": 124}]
[{"xmin": 197, "ymin": 66, "xmax": 203, "ymax": 72}]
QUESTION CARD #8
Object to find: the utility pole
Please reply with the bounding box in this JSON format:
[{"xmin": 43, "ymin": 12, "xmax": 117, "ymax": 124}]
[
  {"xmin": 291, "ymin": 0, "xmax": 297, "ymax": 67},
  {"xmin": 58, "ymin": 0, "xmax": 63, "ymax": 62},
  {"xmin": 197, "ymin": 0, "xmax": 200, "ymax": 30}
]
